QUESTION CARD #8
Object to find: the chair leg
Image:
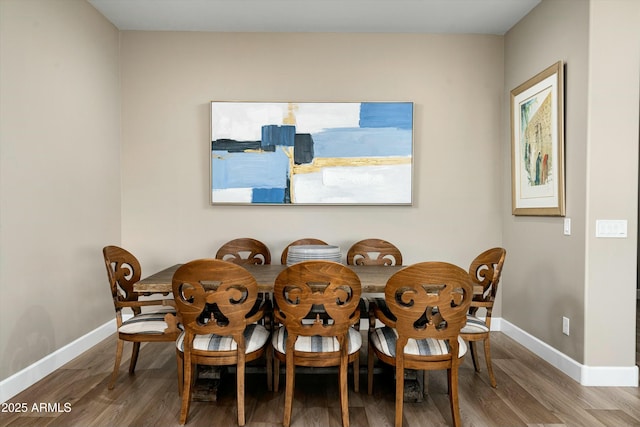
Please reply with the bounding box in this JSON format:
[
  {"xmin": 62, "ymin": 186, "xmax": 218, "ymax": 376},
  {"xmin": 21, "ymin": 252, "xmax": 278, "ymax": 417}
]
[
  {"xmin": 353, "ymin": 352, "xmax": 360, "ymax": 393},
  {"xmin": 179, "ymin": 355, "xmax": 193, "ymax": 425},
  {"xmin": 176, "ymin": 350, "xmax": 184, "ymax": 396},
  {"xmin": 423, "ymin": 370, "xmax": 429, "ymax": 397},
  {"xmin": 266, "ymin": 344, "xmax": 273, "ymax": 392},
  {"xmin": 237, "ymin": 358, "xmax": 246, "ymax": 426},
  {"xmin": 449, "ymin": 365, "xmax": 462, "ymax": 427},
  {"xmin": 340, "ymin": 355, "xmax": 350, "ymax": 427},
  {"xmin": 128, "ymin": 342, "xmax": 141, "ymax": 374},
  {"xmin": 367, "ymin": 342, "xmax": 374, "ymax": 395},
  {"xmin": 469, "ymin": 340, "xmax": 480, "ymax": 372},
  {"xmin": 283, "ymin": 354, "xmax": 295, "ymax": 427},
  {"xmin": 484, "ymin": 338, "xmax": 497, "ymax": 388},
  {"xmin": 395, "ymin": 362, "xmax": 404, "ymax": 427},
  {"xmin": 108, "ymin": 338, "xmax": 124, "ymax": 390}
]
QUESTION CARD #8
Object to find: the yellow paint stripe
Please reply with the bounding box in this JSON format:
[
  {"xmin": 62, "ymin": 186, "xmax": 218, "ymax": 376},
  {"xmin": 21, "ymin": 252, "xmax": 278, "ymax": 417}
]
[{"xmin": 292, "ymin": 157, "xmax": 410, "ymax": 174}]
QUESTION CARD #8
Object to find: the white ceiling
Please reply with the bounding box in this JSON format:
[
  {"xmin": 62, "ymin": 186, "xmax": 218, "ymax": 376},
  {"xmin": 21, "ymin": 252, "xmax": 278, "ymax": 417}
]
[{"xmin": 88, "ymin": 0, "xmax": 541, "ymax": 35}]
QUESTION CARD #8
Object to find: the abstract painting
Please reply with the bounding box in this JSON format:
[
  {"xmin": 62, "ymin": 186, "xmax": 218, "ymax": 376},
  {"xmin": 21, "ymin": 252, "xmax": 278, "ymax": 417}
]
[
  {"xmin": 510, "ymin": 62, "xmax": 565, "ymax": 216},
  {"xmin": 210, "ymin": 101, "xmax": 413, "ymax": 205}
]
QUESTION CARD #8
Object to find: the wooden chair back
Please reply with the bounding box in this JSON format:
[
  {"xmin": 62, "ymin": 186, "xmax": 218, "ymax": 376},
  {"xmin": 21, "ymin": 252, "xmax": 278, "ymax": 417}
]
[
  {"xmin": 384, "ymin": 262, "xmax": 472, "ymax": 347},
  {"xmin": 103, "ymin": 245, "xmax": 142, "ymax": 310},
  {"xmin": 346, "ymin": 238, "xmax": 403, "ymax": 266},
  {"xmin": 215, "ymin": 237, "xmax": 272, "ymax": 265},
  {"xmin": 469, "ymin": 247, "xmax": 506, "ymax": 304},
  {"xmin": 172, "ymin": 259, "xmax": 258, "ymax": 341},
  {"xmin": 274, "ymin": 261, "xmax": 361, "ymax": 339},
  {"xmin": 279, "ymin": 238, "xmax": 328, "ymax": 264}
]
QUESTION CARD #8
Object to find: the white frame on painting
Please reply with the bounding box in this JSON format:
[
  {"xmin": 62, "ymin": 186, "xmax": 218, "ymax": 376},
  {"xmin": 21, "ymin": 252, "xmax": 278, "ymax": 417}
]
[
  {"xmin": 511, "ymin": 61, "xmax": 565, "ymax": 216},
  {"xmin": 210, "ymin": 101, "xmax": 413, "ymax": 206}
]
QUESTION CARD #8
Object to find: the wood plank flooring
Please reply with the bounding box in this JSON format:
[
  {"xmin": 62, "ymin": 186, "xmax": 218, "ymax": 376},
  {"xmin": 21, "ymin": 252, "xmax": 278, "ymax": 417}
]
[{"xmin": 1, "ymin": 330, "xmax": 639, "ymax": 427}]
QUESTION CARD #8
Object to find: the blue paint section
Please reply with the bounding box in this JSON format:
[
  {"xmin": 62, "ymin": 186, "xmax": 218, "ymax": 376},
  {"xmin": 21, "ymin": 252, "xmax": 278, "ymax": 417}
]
[
  {"xmin": 359, "ymin": 102, "xmax": 413, "ymax": 129},
  {"xmin": 252, "ymin": 188, "xmax": 286, "ymax": 203},
  {"xmin": 262, "ymin": 125, "xmax": 296, "ymax": 147},
  {"xmin": 313, "ymin": 128, "xmax": 412, "ymax": 157},
  {"xmin": 211, "ymin": 149, "xmax": 289, "ymax": 189}
]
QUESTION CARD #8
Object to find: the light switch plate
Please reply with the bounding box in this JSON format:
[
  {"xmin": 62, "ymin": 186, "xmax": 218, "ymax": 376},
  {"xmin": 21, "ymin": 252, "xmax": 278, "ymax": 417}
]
[
  {"xmin": 596, "ymin": 219, "xmax": 627, "ymax": 238},
  {"xmin": 563, "ymin": 218, "xmax": 571, "ymax": 235}
]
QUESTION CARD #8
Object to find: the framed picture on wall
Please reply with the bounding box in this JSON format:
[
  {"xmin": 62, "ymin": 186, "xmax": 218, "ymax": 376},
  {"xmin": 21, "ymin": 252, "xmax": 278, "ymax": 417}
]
[
  {"xmin": 210, "ymin": 101, "xmax": 413, "ymax": 205},
  {"xmin": 510, "ymin": 61, "xmax": 565, "ymax": 216}
]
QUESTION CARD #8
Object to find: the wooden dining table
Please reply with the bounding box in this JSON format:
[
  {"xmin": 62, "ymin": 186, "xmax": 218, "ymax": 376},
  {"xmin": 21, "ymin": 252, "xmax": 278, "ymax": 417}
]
[{"xmin": 134, "ymin": 263, "xmax": 482, "ymax": 294}]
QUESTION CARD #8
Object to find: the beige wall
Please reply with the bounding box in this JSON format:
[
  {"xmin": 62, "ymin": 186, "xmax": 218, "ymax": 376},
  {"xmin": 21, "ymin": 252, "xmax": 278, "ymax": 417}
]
[
  {"xmin": 584, "ymin": 0, "xmax": 639, "ymax": 366},
  {"xmin": 119, "ymin": 32, "xmax": 505, "ymax": 276},
  {"xmin": 504, "ymin": 0, "xmax": 589, "ymax": 362},
  {"xmin": 504, "ymin": 0, "xmax": 639, "ymax": 367},
  {"xmin": 0, "ymin": 0, "xmax": 121, "ymax": 380}
]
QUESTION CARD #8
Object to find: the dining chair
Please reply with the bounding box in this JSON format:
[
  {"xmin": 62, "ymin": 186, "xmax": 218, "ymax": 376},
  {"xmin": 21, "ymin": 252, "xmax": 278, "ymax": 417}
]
[
  {"xmin": 172, "ymin": 259, "xmax": 272, "ymax": 426},
  {"xmin": 215, "ymin": 238, "xmax": 271, "ymax": 265},
  {"xmin": 215, "ymin": 238, "xmax": 272, "ymax": 327},
  {"xmin": 460, "ymin": 247, "xmax": 506, "ymax": 388},
  {"xmin": 102, "ymin": 245, "xmax": 180, "ymax": 390},
  {"xmin": 347, "ymin": 238, "xmax": 402, "ymax": 331},
  {"xmin": 367, "ymin": 262, "xmax": 473, "ymax": 427},
  {"xmin": 272, "ymin": 260, "xmax": 362, "ymax": 427},
  {"xmin": 279, "ymin": 238, "xmax": 328, "ymax": 264},
  {"xmin": 346, "ymin": 238, "xmax": 403, "ymax": 266}
]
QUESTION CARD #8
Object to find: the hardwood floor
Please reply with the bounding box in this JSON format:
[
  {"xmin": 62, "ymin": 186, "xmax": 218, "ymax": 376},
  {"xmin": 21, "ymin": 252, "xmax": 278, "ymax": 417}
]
[{"xmin": 2, "ymin": 330, "xmax": 639, "ymax": 427}]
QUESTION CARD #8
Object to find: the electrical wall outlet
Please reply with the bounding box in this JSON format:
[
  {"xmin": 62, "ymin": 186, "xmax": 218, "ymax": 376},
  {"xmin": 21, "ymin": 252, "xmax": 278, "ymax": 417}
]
[{"xmin": 562, "ymin": 316, "xmax": 570, "ymax": 336}]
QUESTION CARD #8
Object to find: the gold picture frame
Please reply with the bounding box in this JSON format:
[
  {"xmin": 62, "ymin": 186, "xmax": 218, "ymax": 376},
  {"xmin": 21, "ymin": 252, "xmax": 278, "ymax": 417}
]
[{"xmin": 511, "ymin": 61, "xmax": 565, "ymax": 216}]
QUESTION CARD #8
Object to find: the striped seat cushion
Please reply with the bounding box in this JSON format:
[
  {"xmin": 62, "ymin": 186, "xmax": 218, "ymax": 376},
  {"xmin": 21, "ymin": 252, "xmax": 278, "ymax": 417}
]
[
  {"xmin": 176, "ymin": 323, "xmax": 269, "ymax": 353},
  {"xmin": 370, "ymin": 326, "xmax": 467, "ymax": 358},
  {"xmin": 272, "ymin": 326, "xmax": 362, "ymax": 355},
  {"xmin": 145, "ymin": 304, "xmax": 175, "ymax": 313},
  {"xmin": 460, "ymin": 315, "xmax": 490, "ymax": 334},
  {"xmin": 119, "ymin": 311, "xmax": 174, "ymax": 335}
]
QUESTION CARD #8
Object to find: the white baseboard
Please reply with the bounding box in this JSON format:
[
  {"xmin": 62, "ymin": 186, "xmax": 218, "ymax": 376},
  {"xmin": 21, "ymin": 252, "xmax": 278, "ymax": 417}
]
[
  {"xmin": 497, "ymin": 317, "xmax": 639, "ymax": 387},
  {"xmin": 0, "ymin": 319, "xmax": 117, "ymax": 403}
]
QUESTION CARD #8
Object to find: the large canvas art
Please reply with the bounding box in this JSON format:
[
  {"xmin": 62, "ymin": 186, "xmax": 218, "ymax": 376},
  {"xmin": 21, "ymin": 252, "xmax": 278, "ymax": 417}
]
[{"xmin": 210, "ymin": 101, "xmax": 413, "ymax": 205}]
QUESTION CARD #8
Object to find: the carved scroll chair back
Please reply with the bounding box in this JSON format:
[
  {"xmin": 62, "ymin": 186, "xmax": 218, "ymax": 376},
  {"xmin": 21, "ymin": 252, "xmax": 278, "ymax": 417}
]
[
  {"xmin": 279, "ymin": 238, "xmax": 328, "ymax": 264},
  {"xmin": 215, "ymin": 238, "xmax": 271, "ymax": 265},
  {"xmin": 102, "ymin": 245, "xmax": 179, "ymax": 390},
  {"xmin": 367, "ymin": 262, "xmax": 472, "ymax": 427},
  {"xmin": 460, "ymin": 247, "xmax": 506, "ymax": 387},
  {"xmin": 273, "ymin": 261, "xmax": 362, "ymax": 427},
  {"xmin": 172, "ymin": 259, "xmax": 272, "ymax": 426},
  {"xmin": 346, "ymin": 238, "xmax": 402, "ymax": 329},
  {"xmin": 346, "ymin": 238, "xmax": 403, "ymax": 266}
]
